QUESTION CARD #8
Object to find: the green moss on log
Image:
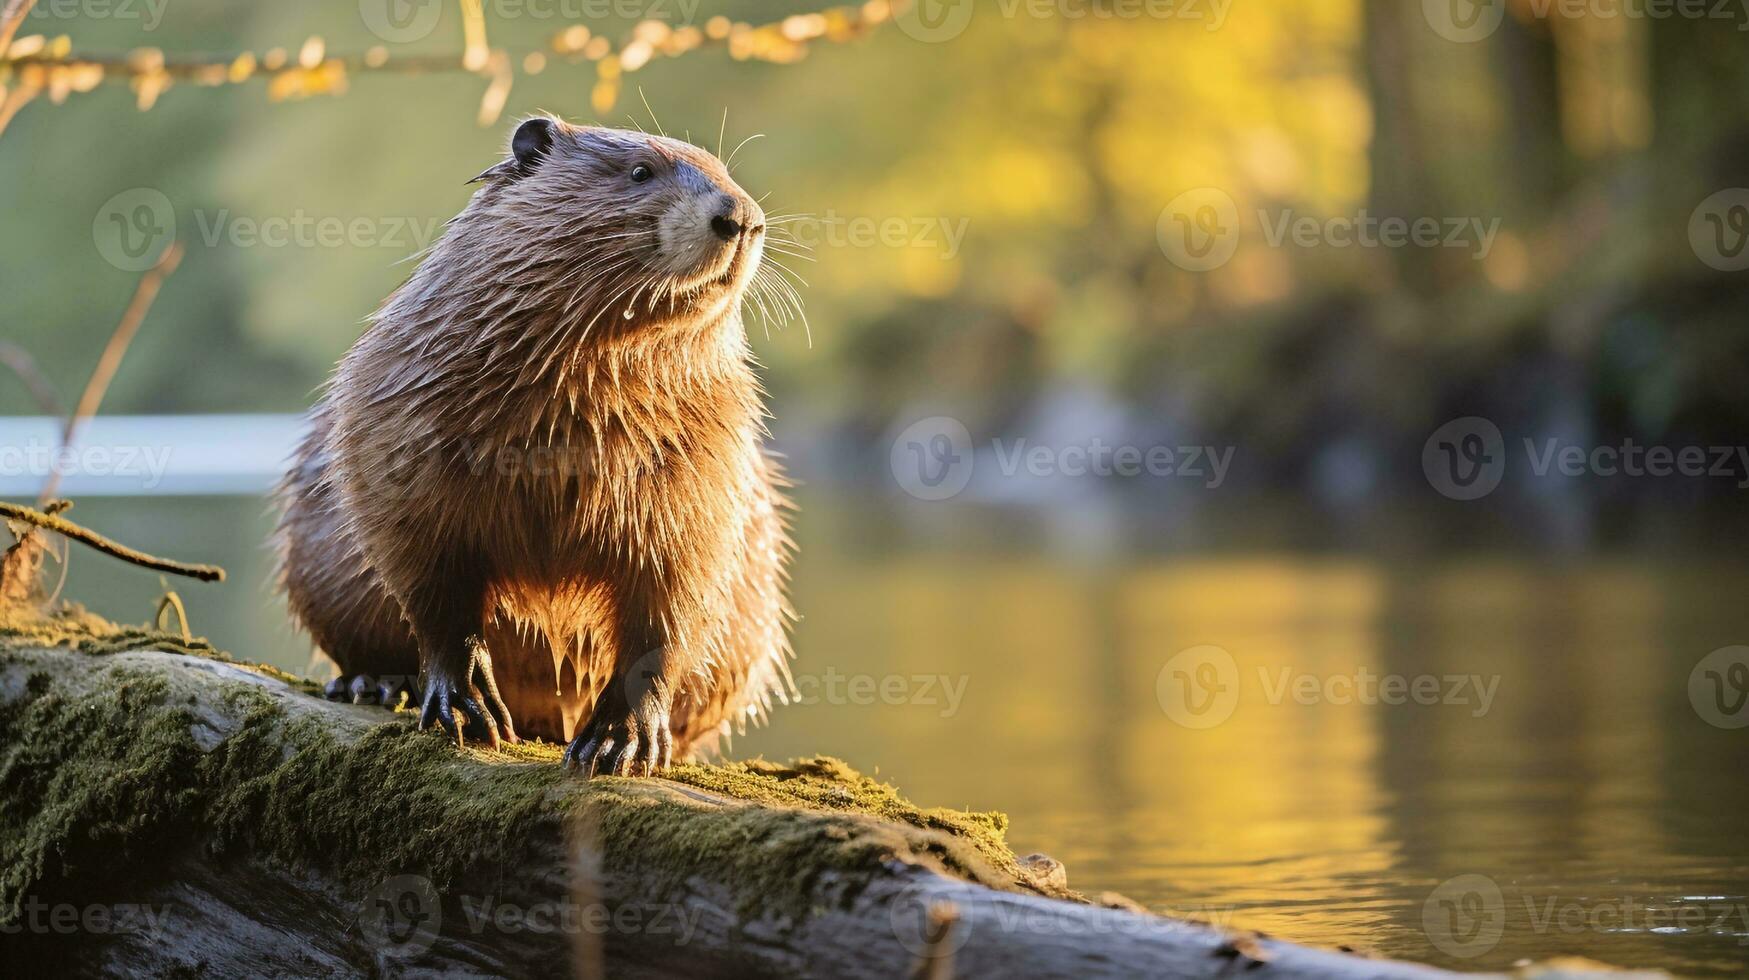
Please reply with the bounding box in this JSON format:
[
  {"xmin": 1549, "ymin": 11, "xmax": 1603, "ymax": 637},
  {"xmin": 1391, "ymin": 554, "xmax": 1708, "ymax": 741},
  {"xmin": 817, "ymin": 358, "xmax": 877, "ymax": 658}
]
[
  {"xmin": 0, "ymin": 610, "xmax": 1050, "ymax": 934},
  {"xmin": 0, "ymin": 602, "xmax": 319, "ymax": 693}
]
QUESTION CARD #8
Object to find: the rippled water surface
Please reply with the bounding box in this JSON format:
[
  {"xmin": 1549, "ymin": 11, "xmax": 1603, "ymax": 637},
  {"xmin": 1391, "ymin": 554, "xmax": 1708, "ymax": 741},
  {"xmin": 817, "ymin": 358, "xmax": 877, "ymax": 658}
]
[{"xmin": 49, "ymin": 493, "xmax": 1749, "ymax": 976}]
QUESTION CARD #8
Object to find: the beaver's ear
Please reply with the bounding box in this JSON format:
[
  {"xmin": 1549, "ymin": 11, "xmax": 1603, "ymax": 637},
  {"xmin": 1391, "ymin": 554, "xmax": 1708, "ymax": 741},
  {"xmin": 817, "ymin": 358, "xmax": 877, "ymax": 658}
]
[
  {"xmin": 469, "ymin": 117, "xmax": 557, "ymax": 184},
  {"xmin": 511, "ymin": 117, "xmax": 554, "ymax": 168}
]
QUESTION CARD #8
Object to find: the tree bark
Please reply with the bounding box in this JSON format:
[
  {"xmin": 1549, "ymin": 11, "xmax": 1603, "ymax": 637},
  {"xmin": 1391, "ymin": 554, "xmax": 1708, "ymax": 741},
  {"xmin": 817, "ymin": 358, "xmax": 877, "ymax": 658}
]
[{"xmin": 0, "ymin": 635, "xmax": 1645, "ymax": 978}]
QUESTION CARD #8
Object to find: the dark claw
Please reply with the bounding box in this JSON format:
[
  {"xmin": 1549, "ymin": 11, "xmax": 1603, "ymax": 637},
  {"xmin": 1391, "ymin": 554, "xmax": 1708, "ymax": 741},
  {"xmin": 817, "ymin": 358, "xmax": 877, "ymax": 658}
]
[
  {"xmin": 470, "ymin": 644, "xmax": 518, "ymax": 744},
  {"xmin": 563, "ymin": 733, "xmax": 602, "ymax": 773},
  {"xmin": 349, "ymin": 674, "xmax": 380, "ymax": 705},
  {"xmin": 327, "ymin": 674, "xmax": 414, "ymax": 711},
  {"xmin": 419, "ymin": 680, "xmax": 498, "ymax": 748},
  {"xmin": 417, "ymin": 638, "xmax": 515, "ymax": 750},
  {"xmin": 564, "ymin": 689, "xmax": 672, "ymax": 778}
]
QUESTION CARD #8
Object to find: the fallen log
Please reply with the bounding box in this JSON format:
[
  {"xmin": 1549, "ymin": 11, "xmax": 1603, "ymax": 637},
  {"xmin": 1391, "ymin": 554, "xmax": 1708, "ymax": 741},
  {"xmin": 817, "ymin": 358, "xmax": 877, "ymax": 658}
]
[{"xmin": 0, "ymin": 610, "xmax": 1656, "ymax": 978}]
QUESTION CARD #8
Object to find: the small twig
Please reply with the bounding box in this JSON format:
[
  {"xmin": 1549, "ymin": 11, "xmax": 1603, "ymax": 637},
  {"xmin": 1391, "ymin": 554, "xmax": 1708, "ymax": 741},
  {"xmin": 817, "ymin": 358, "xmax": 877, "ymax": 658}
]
[
  {"xmin": 154, "ymin": 589, "xmax": 192, "ymax": 642},
  {"xmin": 568, "ymin": 805, "xmax": 607, "ymax": 980},
  {"xmin": 41, "ymin": 240, "xmax": 183, "ymax": 503},
  {"xmin": 0, "ymin": 500, "xmax": 225, "ymax": 582},
  {"xmin": 0, "ymin": 78, "xmax": 39, "ymax": 139},
  {"xmin": 0, "ymin": 341, "xmax": 63, "ymax": 416},
  {"xmin": 0, "ymin": 0, "xmax": 38, "ymax": 54},
  {"xmin": 908, "ymin": 900, "xmax": 961, "ymax": 980},
  {"xmin": 0, "ymin": 0, "xmax": 39, "ymax": 138},
  {"xmin": 43, "ymin": 532, "xmax": 69, "ymax": 605}
]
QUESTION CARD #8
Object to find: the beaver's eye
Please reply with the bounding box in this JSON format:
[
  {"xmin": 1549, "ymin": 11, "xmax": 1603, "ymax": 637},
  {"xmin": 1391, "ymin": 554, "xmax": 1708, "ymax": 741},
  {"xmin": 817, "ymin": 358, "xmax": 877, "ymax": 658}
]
[{"xmin": 630, "ymin": 164, "xmax": 654, "ymax": 183}]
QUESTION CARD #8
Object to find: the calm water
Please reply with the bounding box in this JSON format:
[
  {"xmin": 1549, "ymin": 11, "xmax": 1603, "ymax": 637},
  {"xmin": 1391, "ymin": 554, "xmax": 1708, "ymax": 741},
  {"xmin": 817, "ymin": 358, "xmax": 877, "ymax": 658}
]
[{"xmin": 43, "ymin": 493, "xmax": 1749, "ymax": 976}]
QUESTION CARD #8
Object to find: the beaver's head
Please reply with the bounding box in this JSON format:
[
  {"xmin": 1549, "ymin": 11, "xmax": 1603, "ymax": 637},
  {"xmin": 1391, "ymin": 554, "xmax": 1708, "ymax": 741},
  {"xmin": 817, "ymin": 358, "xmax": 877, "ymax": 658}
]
[{"xmin": 463, "ymin": 116, "xmax": 769, "ymax": 336}]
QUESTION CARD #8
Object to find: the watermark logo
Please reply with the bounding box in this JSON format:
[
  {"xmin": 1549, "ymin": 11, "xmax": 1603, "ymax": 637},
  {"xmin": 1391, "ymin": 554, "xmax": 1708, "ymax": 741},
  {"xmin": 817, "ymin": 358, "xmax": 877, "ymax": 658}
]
[
  {"xmin": 1422, "ymin": 0, "xmax": 1506, "ymax": 42},
  {"xmin": 360, "ymin": 0, "xmax": 444, "ymax": 42},
  {"xmin": 94, "ymin": 188, "xmax": 175, "ymax": 272},
  {"xmin": 1422, "ymin": 874, "xmax": 1507, "ymax": 958},
  {"xmin": 1156, "ymin": 645, "xmax": 1239, "ymax": 729},
  {"xmin": 1158, "ymin": 188, "xmax": 1240, "ymax": 272},
  {"xmin": 891, "ymin": 416, "xmax": 975, "ymax": 501},
  {"xmin": 889, "ymin": 883, "xmax": 975, "ymax": 958},
  {"xmin": 1690, "ymin": 189, "xmax": 1749, "ymax": 272},
  {"xmin": 895, "ymin": 0, "xmax": 976, "ymax": 41},
  {"xmin": 360, "ymin": 874, "xmax": 442, "ymax": 956},
  {"xmin": 1689, "ymin": 646, "xmax": 1749, "ymax": 730},
  {"xmin": 1422, "ymin": 417, "xmax": 1506, "ymax": 501}
]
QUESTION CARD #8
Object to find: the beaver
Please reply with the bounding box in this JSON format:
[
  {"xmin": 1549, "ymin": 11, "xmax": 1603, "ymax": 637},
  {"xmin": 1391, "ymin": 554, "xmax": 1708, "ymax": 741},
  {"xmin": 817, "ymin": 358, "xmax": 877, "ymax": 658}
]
[{"xmin": 275, "ymin": 115, "xmax": 795, "ymax": 776}]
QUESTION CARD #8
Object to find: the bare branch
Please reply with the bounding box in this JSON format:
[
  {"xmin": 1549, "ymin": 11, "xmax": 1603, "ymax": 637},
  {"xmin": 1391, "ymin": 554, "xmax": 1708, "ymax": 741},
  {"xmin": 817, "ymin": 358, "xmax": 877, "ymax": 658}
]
[
  {"xmin": 0, "ymin": 500, "xmax": 226, "ymax": 582},
  {"xmin": 0, "ymin": 0, "xmax": 38, "ymax": 54},
  {"xmin": 0, "ymin": 341, "xmax": 64, "ymax": 416},
  {"xmin": 40, "ymin": 240, "xmax": 183, "ymax": 503}
]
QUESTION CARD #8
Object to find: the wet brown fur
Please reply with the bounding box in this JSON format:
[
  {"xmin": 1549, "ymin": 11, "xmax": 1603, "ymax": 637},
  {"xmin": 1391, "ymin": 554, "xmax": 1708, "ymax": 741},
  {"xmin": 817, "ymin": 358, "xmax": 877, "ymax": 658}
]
[{"xmin": 275, "ymin": 117, "xmax": 794, "ymax": 759}]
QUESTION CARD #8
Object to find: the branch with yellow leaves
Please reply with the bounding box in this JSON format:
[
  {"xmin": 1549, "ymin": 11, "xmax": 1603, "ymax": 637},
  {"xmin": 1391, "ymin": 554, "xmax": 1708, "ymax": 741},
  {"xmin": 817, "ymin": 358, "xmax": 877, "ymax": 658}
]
[{"xmin": 0, "ymin": 0, "xmax": 905, "ymax": 137}]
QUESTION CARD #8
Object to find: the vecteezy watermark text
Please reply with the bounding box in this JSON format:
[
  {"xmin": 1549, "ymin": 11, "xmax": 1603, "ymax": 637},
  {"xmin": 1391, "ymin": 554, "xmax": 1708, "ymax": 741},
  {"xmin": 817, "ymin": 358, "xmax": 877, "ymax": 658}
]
[
  {"xmin": 784, "ymin": 211, "xmax": 970, "ymax": 260},
  {"xmin": 1422, "ymin": 874, "xmax": 1749, "ymax": 959},
  {"xmin": 791, "ymin": 667, "xmax": 969, "ymax": 718},
  {"xmin": 1156, "ymin": 646, "xmax": 1501, "ymax": 729},
  {"xmin": 93, "ymin": 188, "xmax": 450, "ymax": 271},
  {"xmin": 29, "ymin": 0, "xmax": 170, "ymax": 29},
  {"xmin": 360, "ymin": 0, "xmax": 706, "ymax": 44},
  {"xmin": 1257, "ymin": 210, "xmax": 1500, "ymax": 259},
  {"xmin": 191, "ymin": 209, "xmax": 447, "ymax": 251},
  {"xmin": 889, "ymin": 880, "xmax": 1232, "ymax": 959},
  {"xmin": 0, "ymin": 898, "xmax": 172, "ymax": 938},
  {"xmin": 0, "ymin": 441, "xmax": 173, "ymax": 491},
  {"xmin": 361, "ymin": 875, "xmax": 707, "ymax": 957},
  {"xmin": 1422, "ymin": 417, "xmax": 1749, "ymax": 501},
  {"xmin": 1157, "ymin": 189, "xmax": 1502, "ymax": 272},
  {"xmin": 1424, "ymin": 0, "xmax": 1749, "ymax": 44},
  {"xmin": 894, "ymin": 0, "xmax": 1232, "ymax": 43},
  {"xmin": 889, "ymin": 416, "xmax": 1234, "ymax": 501}
]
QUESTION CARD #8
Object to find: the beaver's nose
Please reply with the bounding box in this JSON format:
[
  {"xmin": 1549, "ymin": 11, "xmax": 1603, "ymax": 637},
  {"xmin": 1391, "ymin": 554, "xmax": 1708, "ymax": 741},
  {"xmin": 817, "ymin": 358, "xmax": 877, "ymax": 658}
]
[
  {"xmin": 710, "ymin": 194, "xmax": 757, "ymax": 241},
  {"xmin": 710, "ymin": 214, "xmax": 742, "ymax": 241}
]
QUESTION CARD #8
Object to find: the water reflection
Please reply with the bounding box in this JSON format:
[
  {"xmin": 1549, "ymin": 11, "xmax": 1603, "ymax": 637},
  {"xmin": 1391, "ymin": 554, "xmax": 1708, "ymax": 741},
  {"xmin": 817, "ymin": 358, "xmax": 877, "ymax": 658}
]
[{"xmin": 36, "ymin": 492, "xmax": 1749, "ymax": 976}]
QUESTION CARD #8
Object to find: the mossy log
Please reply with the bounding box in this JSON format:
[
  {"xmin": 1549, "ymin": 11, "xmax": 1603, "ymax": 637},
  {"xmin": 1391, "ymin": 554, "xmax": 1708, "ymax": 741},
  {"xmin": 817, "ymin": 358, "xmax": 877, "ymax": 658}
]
[{"xmin": 0, "ymin": 614, "xmax": 1649, "ymax": 978}]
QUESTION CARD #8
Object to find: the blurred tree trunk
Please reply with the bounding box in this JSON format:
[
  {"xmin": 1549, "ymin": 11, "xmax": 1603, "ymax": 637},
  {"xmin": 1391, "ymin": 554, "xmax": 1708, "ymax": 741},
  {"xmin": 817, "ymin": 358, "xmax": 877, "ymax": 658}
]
[
  {"xmin": 1496, "ymin": 11, "xmax": 1570, "ymax": 209},
  {"xmin": 1649, "ymin": 15, "xmax": 1749, "ymax": 164},
  {"xmin": 1363, "ymin": 0, "xmax": 1442, "ymax": 296}
]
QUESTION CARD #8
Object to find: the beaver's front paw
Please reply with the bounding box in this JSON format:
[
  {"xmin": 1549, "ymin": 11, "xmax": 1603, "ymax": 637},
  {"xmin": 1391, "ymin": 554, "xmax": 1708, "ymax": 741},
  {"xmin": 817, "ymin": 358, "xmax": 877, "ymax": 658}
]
[
  {"xmin": 418, "ymin": 637, "xmax": 517, "ymax": 749},
  {"xmin": 564, "ymin": 688, "xmax": 673, "ymax": 777}
]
